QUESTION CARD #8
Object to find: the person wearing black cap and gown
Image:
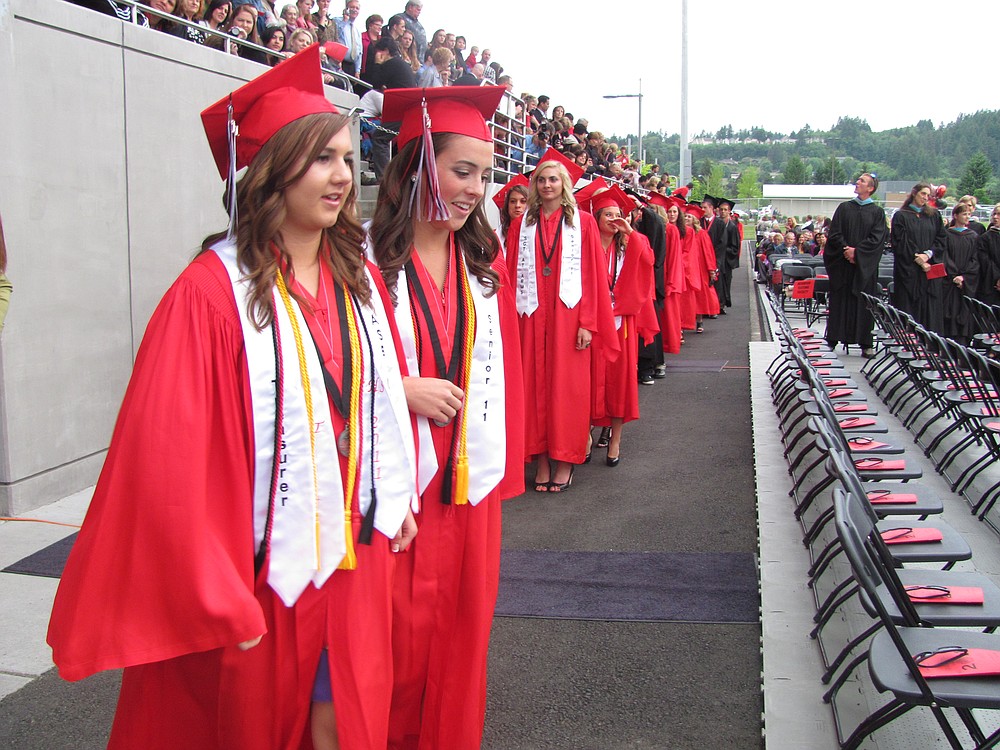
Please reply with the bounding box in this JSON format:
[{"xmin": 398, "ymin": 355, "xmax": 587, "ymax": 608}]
[
  {"xmin": 706, "ymin": 195, "xmax": 740, "ymax": 311},
  {"xmin": 47, "ymin": 47, "xmax": 419, "ymax": 750},
  {"xmin": 824, "ymin": 172, "xmax": 886, "ymax": 356},
  {"xmin": 368, "ymin": 86, "xmax": 525, "ymax": 750}
]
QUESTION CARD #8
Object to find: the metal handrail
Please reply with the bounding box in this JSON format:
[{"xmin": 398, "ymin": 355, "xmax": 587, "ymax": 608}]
[
  {"xmin": 123, "ymin": 0, "xmax": 368, "ymax": 92},
  {"xmin": 81, "ymin": 3, "xmax": 538, "ymax": 178}
]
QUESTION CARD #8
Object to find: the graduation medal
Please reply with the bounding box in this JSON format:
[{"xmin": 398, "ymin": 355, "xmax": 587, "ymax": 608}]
[{"xmin": 540, "ymin": 219, "xmax": 562, "ymax": 279}]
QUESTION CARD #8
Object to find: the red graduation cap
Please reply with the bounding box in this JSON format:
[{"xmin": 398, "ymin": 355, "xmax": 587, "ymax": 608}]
[
  {"xmin": 684, "ymin": 203, "xmax": 705, "ymax": 220},
  {"xmin": 572, "ymin": 177, "xmax": 609, "ymax": 207},
  {"xmin": 381, "ymin": 86, "xmax": 506, "ymax": 221},
  {"xmin": 492, "ymin": 174, "xmax": 529, "ymax": 211},
  {"xmin": 589, "ymin": 184, "xmax": 634, "ymax": 215},
  {"xmin": 645, "ymin": 192, "xmax": 672, "ymax": 210},
  {"xmin": 383, "ymin": 85, "xmax": 506, "ymax": 148},
  {"xmin": 201, "ymin": 44, "xmax": 337, "ymax": 180},
  {"xmin": 533, "ymin": 147, "xmax": 585, "ymax": 185}
]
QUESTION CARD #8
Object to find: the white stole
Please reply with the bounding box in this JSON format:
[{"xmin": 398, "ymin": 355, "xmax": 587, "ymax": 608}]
[
  {"xmin": 515, "ymin": 211, "xmax": 583, "ymax": 316},
  {"xmin": 215, "ymin": 241, "xmax": 416, "ymax": 607},
  {"xmin": 388, "ymin": 259, "xmax": 506, "ymax": 508},
  {"xmin": 354, "ymin": 272, "xmax": 420, "ymax": 533}
]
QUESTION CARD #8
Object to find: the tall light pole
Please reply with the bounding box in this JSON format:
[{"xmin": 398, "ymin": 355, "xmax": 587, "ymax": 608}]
[
  {"xmin": 680, "ymin": 0, "xmax": 690, "ymax": 185},
  {"xmin": 603, "ymin": 80, "xmax": 644, "ymax": 165}
]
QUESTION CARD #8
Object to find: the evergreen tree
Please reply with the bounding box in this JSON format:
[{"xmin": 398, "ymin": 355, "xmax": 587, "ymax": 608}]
[
  {"xmin": 814, "ymin": 156, "xmax": 848, "ymax": 185},
  {"xmin": 782, "ymin": 155, "xmax": 810, "ymax": 184},
  {"xmin": 957, "ymin": 151, "xmax": 994, "ymax": 203}
]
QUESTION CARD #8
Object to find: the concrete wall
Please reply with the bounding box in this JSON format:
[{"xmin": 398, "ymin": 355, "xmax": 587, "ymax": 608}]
[{"xmin": 0, "ymin": 0, "xmax": 358, "ymax": 514}]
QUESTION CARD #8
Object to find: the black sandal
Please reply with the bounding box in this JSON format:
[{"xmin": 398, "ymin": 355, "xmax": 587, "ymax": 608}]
[
  {"xmin": 596, "ymin": 427, "xmax": 611, "ymax": 448},
  {"xmin": 548, "ymin": 466, "xmax": 575, "ymax": 493}
]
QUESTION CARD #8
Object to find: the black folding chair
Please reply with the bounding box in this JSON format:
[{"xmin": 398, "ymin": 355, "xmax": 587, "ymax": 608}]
[
  {"xmin": 833, "ymin": 489, "xmax": 1000, "ymax": 750},
  {"xmin": 779, "ymin": 263, "xmax": 815, "ymax": 314}
]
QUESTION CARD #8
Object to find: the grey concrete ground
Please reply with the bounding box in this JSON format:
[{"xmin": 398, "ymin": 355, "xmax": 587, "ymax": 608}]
[{"xmin": 484, "ymin": 266, "xmax": 761, "ymax": 749}]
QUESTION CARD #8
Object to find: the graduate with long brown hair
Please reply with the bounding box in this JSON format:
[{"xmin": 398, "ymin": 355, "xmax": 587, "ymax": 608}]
[
  {"xmin": 368, "ymin": 86, "xmax": 524, "ymax": 750},
  {"xmin": 48, "ymin": 48, "xmax": 419, "ymax": 750}
]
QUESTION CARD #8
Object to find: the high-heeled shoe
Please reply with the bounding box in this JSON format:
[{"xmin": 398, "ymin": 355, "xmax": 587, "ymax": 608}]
[
  {"xmin": 605, "ymin": 454, "xmax": 620, "ymax": 467},
  {"xmin": 549, "ymin": 466, "xmax": 575, "ymax": 493},
  {"xmin": 596, "ymin": 427, "xmax": 611, "ymax": 448}
]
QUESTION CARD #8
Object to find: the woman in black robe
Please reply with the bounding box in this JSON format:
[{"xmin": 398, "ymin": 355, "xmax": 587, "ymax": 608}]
[
  {"xmin": 890, "ymin": 181, "xmax": 947, "ymax": 330},
  {"xmin": 975, "ymin": 204, "xmax": 1000, "ymax": 307},
  {"xmin": 941, "ymin": 202, "xmax": 980, "ymax": 343}
]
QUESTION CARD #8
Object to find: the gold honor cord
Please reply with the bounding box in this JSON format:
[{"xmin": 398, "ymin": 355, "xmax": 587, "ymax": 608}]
[
  {"xmin": 274, "ymin": 269, "xmax": 322, "ymax": 572},
  {"xmin": 453, "ymin": 256, "xmax": 477, "ymax": 505},
  {"xmin": 338, "ymin": 283, "xmax": 363, "ymax": 571}
]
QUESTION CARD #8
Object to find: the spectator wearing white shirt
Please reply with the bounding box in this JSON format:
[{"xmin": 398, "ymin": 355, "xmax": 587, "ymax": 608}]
[{"xmin": 335, "ymin": 0, "xmax": 363, "ymax": 75}]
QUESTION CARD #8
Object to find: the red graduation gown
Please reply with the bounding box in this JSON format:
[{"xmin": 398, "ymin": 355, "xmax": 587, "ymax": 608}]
[
  {"xmin": 679, "ymin": 226, "xmax": 700, "ymax": 330},
  {"xmin": 47, "ymin": 252, "xmax": 401, "ymax": 750},
  {"xmin": 507, "ymin": 209, "xmax": 619, "ymax": 464},
  {"xmin": 592, "ymin": 232, "xmax": 658, "ymax": 424},
  {"xmin": 389, "ymin": 245, "xmax": 524, "ymax": 750},
  {"xmin": 660, "ymin": 222, "xmax": 686, "ymax": 350},
  {"xmin": 693, "ymin": 229, "xmax": 721, "ymax": 316}
]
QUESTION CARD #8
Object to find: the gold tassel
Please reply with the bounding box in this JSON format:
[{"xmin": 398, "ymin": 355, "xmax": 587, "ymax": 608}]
[
  {"xmin": 337, "ymin": 284, "xmax": 363, "ymax": 571},
  {"xmin": 454, "ymin": 456, "xmax": 470, "ymax": 505},
  {"xmin": 338, "ymin": 514, "xmax": 357, "ymax": 570}
]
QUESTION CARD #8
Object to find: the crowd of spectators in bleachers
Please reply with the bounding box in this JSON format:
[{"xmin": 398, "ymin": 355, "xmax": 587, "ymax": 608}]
[{"xmin": 72, "ymin": 0, "xmax": 674, "ymax": 189}]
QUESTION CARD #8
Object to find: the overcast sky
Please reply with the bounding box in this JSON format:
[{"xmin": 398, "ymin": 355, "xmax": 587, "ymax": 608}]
[{"xmin": 401, "ymin": 0, "xmax": 999, "ymax": 139}]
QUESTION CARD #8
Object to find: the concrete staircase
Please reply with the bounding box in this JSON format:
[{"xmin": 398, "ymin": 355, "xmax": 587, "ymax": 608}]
[{"xmin": 358, "ymin": 160, "xmax": 379, "ymax": 221}]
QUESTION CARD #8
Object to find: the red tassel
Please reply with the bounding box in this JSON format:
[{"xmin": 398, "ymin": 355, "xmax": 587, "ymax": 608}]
[{"xmin": 407, "ymin": 97, "xmax": 451, "ymax": 222}]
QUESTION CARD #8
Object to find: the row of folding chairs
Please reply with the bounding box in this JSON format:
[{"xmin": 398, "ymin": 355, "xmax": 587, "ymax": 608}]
[
  {"xmin": 765, "ymin": 288, "xmax": 1000, "ymax": 747},
  {"xmin": 862, "ymin": 293, "xmax": 1000, "ymax": 521},
  {"xmin": 763, "ymin": 257, "xmax": 831, "ymax": 320},
  {"xmin": 967, "ymin": 297, "xmax": 1000, "ymax": 357}
]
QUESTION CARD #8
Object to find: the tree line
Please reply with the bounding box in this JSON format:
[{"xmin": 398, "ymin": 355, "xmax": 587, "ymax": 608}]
[{"xmin": 611, "ymin": 110, "xmax": 1000, "ymax": 203}]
